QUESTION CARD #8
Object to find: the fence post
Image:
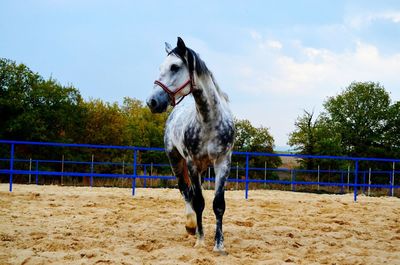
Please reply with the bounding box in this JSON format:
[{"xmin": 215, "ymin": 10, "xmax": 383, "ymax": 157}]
[
  {"xmin": 354, "ymin": 160, "xmax": 359, "ymax": 202},
  {"xmin": 368, "ymin": 168, "xmax": 371, "ymax": 196},
  {"xmin": 35, "ymin": 160, "xmax": 39, "ymax": 185},
  {"xmin": 9, "ymin": 143, "xmax": 15, "ymax": 192},
  {"xmin": 29, "ymin": 158, "xmax": 32, "ymax": 184},
  {"xmin": 150, "ymin": 162, "xmax": 153, "ymax": 188},
  {"xmin": 264, "ymin": 161, "xmax": 267, "ymax": 189},
  {"xmin": 143, "ymin": 165, "xmax": 147, "ymax": 188},
  {"xmin": 391, "ymin": 162, "xmax": 395, "ymax": 197},
  {"xmin": 245, "ymin": 154, "xmax": 249, "ymax": 199},
  {"xmin": 362, "ymin": 172, "xmax": 366, "ymax": 195},
  {"xmin": 236, "ymin": 162, "xmax": 239, "ymax": 190},
  {"xmin": 317, "ymin": 165, "xmax": 320, "ymax": 191},
  {"xmin": 61, "ymin": 154, "xmax": 64, "ymax": 186},
  {"xmin": 347, "ymin": 165, "xmax": 350, "ymax": 193},
  {"xmin": 340, "ymin": 172, "xmax": 344, "ymax": 194},
  {"xmin": 132, "ymin": 148, "xmax": 137, "ymax": 196},
  {"xmin": 90, "ymin": 154, "xmax": 94, "ymax": 187},
  {"xmin": 291, "ymin": 170, "xmax": 296, "ymax": 192}
]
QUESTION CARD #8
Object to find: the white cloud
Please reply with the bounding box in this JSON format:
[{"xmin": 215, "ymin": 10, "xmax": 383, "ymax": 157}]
[
  {"xmin": 233, "ymin": 33, "xmax": 400, "ymax": 99},
  {"xmin": 249, "ymin": 30, "xmax": 283, "ymax": 50},
  {"xmin": 250, "ymin": 30, "xmax": 262, "ymax": 41},
  {"xmin": 348, "ymin": 11, "xmax": 400, "ymax": 28},
  {"xmin": 265, "ymin": 40, "xmax": 283, "ymax": 50}
]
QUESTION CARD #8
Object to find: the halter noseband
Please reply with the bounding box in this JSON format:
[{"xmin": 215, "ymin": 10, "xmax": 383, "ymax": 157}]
[{"xmin": 154, "ymin": 73, "xmax": 195, "ymax": 107}]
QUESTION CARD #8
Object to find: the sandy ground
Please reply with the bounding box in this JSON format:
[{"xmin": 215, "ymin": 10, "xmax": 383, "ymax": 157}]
[{"xmin": 0, "ymin": 184, "xmax": 399, "ymax": 265}]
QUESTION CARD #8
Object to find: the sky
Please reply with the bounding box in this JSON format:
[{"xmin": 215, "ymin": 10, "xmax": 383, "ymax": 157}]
[{"xmin": 1, "ymin": 0, "xmax": 400, "ymax": 150}]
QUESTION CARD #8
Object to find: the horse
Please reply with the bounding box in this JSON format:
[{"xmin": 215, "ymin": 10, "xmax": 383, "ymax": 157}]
[{"xmin": 146, "ymin": 37, "xmax": 235, "ymax": 253}]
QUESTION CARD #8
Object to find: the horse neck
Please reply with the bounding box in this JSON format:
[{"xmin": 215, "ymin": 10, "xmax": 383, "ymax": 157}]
[{"xmin": 191, "ymin": 74, "xmax": 225, "ymax": 126}]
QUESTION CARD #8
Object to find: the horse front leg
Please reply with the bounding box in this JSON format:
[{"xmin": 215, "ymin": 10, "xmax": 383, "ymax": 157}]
[
  {"xmin": 177, "ymin": 164, "xmax": 197, "ymax": 236},
  {"xmin": 167, "ymin": 149, "xmax": 196, "ymax": 235},
  {"xmin": 213, "ymin": 157, "xmax": 231, "ymax": 253}
]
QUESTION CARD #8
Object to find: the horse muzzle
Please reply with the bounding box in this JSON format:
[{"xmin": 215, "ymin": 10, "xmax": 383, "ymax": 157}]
[{"xmin": 146, "ymin": 91, "xmax": 170, "ymax": 113}]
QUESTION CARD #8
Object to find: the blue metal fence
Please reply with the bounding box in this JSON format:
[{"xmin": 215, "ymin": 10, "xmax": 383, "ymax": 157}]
[{"xmin": 0, "ymin": 140, "xmax": 399, "ymax": 201}]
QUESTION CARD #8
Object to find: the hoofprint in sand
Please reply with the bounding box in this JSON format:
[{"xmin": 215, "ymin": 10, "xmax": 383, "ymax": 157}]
[{"xmin": 0, "ymin": 184, "xmax": 399, "ymax": 265}]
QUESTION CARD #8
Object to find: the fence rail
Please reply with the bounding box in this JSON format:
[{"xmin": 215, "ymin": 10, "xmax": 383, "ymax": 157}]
[{"xmin": 1, "ymin": 140, "xmax": 399, "ymax": 201}]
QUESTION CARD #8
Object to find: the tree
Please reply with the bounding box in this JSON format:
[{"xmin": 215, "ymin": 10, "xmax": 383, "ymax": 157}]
[
  {"xmin": 234, "ymin": 119, "xmax": 257, "ymax": 152},
  {"xmin": 289, "ymin": 81, "xmax": 397, "ymax": 177},
  {"xmin": 288, "ymin": 110, "xmax": 343, "ymax": 169},
  {"xmin": 234, "ymin": 119, "xmax": 281, "ymax": 177},
  {"xmin": 122, "ymin": 97, "xmax": 169, "ymax": 147},
  {"xmin": 81, "ymin": 99, "xmax": 128, "ymax": 146},
  {"xmin": 288, "ymin": 110, "xmax": 317, "ymax": 154},
  {"xmin": 234, "ymin": 119, "xmax": 276, "ymax": 153},
  {"xmin": 0, "ymin": 58, "xmax": 85, "ymax": 142},
  {"xmin": 122, "ymin": 97, "xmax": 170, "ymax": 166},
  {"xmin": 385, "ymin": 101, "xmax": 400, "ymax": 157},
  {"xmin": 323, "ymin": 81, "xmax": 390, "ymax": 158},
  {"xmin": 0, "ymin": 58, "xmax": 40, "ymax": 139}
]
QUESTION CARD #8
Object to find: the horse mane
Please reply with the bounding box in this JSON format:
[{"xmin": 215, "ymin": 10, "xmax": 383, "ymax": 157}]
[
  {"xmin": 209, "ymin": 72, "xmax": 229, "ymax": 102},
  {"xmin": 170, "ymin": 48, "xmax": 229, "ymax": 102}
]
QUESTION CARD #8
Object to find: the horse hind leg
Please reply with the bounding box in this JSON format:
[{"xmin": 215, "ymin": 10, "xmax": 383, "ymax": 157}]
[
  {"xmin": 212, "ymin": 158, "xmax": 230, "ymax": 253},
  {"xmin": 213, "ymin": 185, "xmax": 226, "ymax": 252}
]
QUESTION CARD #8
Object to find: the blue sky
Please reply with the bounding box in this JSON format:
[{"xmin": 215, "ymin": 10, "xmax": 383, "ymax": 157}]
[{"xmin": 1, "ymin": 0, "xmax": 400, "ymax": 149}]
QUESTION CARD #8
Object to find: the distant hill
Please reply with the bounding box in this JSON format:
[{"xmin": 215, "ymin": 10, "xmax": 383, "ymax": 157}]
[
  {"xmin": 280, "ymin": 156, "xmax": 300, "ymax": 169},
  {"xmin": 274, "ymin": 145, "xmax": 294, "ymax": 153}
]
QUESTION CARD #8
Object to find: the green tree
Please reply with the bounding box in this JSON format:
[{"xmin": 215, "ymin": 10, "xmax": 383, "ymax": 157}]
[
  {"xmin": 323, "ymin": 81, "xmax": 390, "ymax": 158},
  {"xmin": 289, "ymin": 81, "xmax": 397, "ymax": 178},
  {"xmin": 288, "ymin": 110, "xmax": 318, "ymax": 155},
  {"xmin": 288, "ymin": 110, "xmax": 343, "ymax": 169},
  {"xmin": 81, "ymin": 99, "xmax": 128, "ymax": 146},
  {"xmin": 0, "ymin": 58, "xmax": 85, "ymax": 142},
  {"xmin": 234, "ymin": 119, "xmax": 257, "ymax": 152},
  {"xmin": 122, "ymin": 97, "xmax": 168, "ymax": 147},
  {"xmin": 122, "ymin": 97, "xmax": 170, "ymax": 166},
  {"xmin": 385, "ymin": 101, "xmax": 400, "ymax": 157},
  {"xmin": 234, "ymin": 119, "xmax": 276, "ymax": 153},
  {"xmin": 234, "ymin": 119, "xmax": 281, "ymax": 178}
]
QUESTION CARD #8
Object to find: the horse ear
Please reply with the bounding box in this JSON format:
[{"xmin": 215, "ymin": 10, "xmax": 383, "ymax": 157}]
[
  {"xmin": 165, "ymin": 42, "xmax": 172, "ymax": 54},
  {"xmin": 177, "ymin": 37, "xmax": 186, "ymax": 51}
]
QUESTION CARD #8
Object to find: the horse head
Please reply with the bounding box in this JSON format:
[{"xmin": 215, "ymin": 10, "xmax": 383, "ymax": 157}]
[{"xmin": 147, "ymin": 37, "xmax": 194, "ymax": 113}]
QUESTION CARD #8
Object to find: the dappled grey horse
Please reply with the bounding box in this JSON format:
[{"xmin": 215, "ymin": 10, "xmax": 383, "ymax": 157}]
[{"xmin": 147, "ymin": 37, "xmax": 235, "ymax": 252}]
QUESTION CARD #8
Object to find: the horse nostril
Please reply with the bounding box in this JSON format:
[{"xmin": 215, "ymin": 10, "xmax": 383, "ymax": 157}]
[{"xmin": 150, "ymin": 99, "xmax": 157, "ymax": 108}]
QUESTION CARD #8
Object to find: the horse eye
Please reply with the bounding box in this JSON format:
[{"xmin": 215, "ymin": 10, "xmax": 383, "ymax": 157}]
[{"xmin": 170, "ymin": 64, "xmax": 180, "ymax": 72}]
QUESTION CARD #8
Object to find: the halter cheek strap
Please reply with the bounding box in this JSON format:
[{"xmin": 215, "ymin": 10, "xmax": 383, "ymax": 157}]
[{"xmin": 154, "ymin": 73, "xmax": 195, "ymax": 106}]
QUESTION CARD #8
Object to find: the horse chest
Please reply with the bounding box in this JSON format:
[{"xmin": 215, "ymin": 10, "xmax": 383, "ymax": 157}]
[
  {"xmin": 183, "ymin": 126, "xmax": 205, "ymax": 155},
  {"xmin": 183, "ymin": 120, "xmax": 234, "ymax": 158}
]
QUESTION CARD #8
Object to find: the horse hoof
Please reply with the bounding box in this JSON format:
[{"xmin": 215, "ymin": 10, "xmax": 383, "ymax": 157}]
[
  {"xmin": 213, "ymin": 249, "xmax": 228, "ymax": 255},
  {"xmin": 185, "ymin": 226, "xmax": 196, "ymax": 235},
  {"xmin": 185, "ymin": 213, "xmax": 196, "ymax": 235},
  {"xmin": 213, "ymin": 245, "xmax": 227, "ymax": 255},
  {"xmin": 194, "ymin": 238, "xmax": 205, "ymax": 248}
]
